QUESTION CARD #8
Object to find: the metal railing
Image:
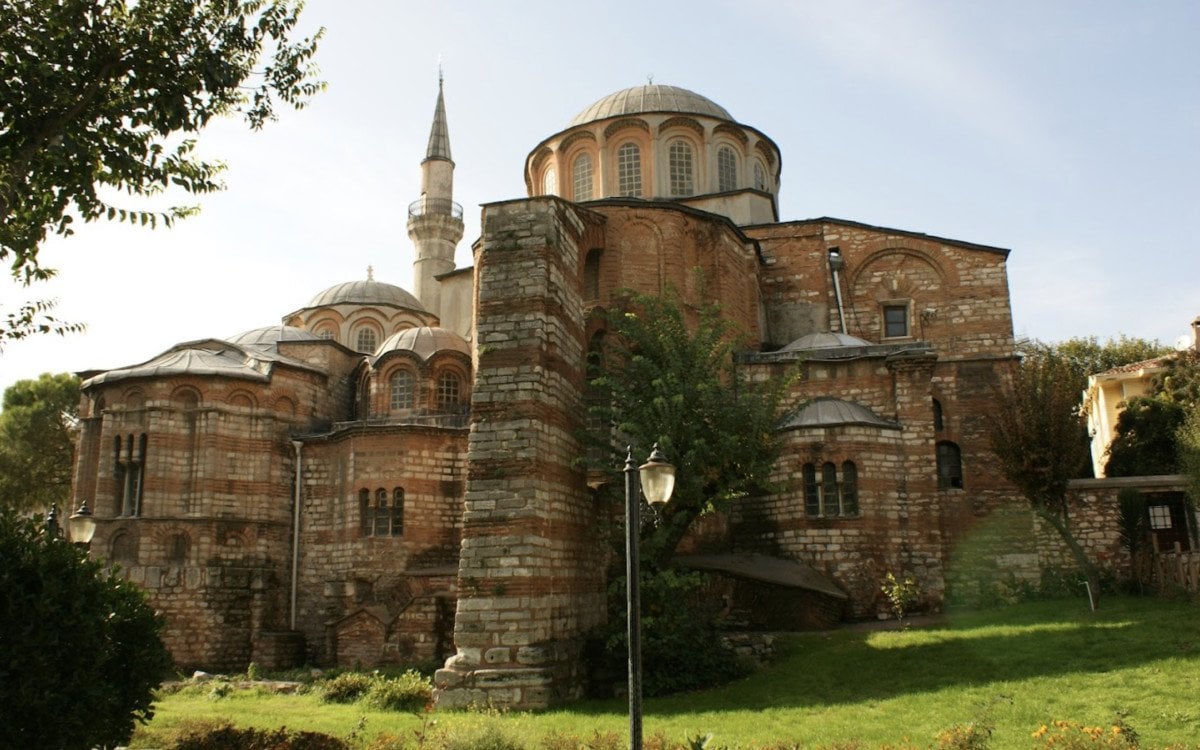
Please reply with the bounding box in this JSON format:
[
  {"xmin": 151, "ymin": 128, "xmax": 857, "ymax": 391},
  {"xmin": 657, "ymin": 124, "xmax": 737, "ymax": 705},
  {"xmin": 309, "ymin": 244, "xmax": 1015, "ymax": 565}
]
[{"xmin": 408, "ymin": 198, "xmax": 463, "ymax": 220}]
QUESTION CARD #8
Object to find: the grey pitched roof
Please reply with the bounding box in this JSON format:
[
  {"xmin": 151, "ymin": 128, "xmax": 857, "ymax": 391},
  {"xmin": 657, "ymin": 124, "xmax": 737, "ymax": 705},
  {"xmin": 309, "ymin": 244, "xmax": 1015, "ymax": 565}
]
[
  {"xmin": 676, "ymin": 553, "xmax": 848, "ymax": 599},
  {"xmin": 425, "ymin": 77, "xmax": 452, "ymax": 161},
  {"xmin": 81, "ymin": 338, "xmax": 324, "ymax": 389},
  {"xmin": 779, "ymin": 397, "xmax": 900, "ymax": 431},
  {"xmin": 568, "ymin": 84, "xmax": 733, "ymax": 127}
]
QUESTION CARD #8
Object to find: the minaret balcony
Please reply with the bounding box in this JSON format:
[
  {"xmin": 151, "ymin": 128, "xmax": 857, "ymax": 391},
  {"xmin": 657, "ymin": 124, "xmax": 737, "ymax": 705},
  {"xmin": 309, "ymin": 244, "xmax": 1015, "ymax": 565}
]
[{"xmin": 408, "ymin": 198, "xmax": 463, "ymax": 220}]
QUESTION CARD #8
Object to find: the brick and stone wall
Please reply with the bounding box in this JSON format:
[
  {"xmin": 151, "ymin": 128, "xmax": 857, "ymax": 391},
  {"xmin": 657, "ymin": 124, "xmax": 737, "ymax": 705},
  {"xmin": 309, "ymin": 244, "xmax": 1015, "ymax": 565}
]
[{"xmin": 435, "ymin": 198, "xmax": 607, "ymax": 709}]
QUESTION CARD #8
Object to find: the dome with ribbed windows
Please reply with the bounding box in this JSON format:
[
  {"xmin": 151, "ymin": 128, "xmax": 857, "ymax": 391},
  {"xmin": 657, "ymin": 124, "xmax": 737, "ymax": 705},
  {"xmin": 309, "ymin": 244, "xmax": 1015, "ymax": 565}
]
[
  {"xmin": 375, "ymin": 326, "xmax": 470, "ymax": 361},
  {"xmin": 305, "ymin": 280, "xmax": 426, "ymax": 312},
  {"xmin": 568, "ymin": 84, "xmax": 733, "ymax": 127}
]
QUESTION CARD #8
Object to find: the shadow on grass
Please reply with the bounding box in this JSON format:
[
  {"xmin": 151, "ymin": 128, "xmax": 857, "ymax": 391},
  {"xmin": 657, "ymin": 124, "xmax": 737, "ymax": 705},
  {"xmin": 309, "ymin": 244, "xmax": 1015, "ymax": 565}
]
[{"xmin": 561, "ymin": 596, "xmax": 1198, "ymax": 718}]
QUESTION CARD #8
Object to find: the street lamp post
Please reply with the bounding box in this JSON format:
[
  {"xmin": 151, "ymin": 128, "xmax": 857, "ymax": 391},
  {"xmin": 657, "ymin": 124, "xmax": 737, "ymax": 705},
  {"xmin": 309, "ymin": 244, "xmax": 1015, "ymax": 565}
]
[
  {"xmin": 624, "ymin": 443, "xmax": 676, "ymax": 750},
  {"xmin": 68, "ymin": 499, "xmax": 97, "ymax": 545}
]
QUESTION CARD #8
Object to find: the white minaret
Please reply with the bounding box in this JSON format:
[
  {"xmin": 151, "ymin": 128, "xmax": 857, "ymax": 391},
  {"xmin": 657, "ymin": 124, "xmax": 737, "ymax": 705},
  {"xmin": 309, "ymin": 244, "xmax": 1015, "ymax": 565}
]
[{"xmin": 408, "ymin": 72, "xmax": 464, "ymax": 319}]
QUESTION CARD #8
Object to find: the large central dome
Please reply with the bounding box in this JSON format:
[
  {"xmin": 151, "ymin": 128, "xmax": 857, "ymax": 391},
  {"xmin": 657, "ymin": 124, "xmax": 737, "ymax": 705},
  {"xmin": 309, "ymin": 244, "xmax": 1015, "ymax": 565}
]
[{"xmin": 568, "ymin": 84, "xmax": 733, "ymax": 127}]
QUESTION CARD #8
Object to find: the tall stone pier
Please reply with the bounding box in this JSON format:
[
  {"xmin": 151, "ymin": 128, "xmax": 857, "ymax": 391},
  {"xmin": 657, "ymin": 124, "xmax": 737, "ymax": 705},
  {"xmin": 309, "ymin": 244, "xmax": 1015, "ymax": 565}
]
[{"xmin": 435, "ymin": 198, "xmax": 607, "ymax": 708}]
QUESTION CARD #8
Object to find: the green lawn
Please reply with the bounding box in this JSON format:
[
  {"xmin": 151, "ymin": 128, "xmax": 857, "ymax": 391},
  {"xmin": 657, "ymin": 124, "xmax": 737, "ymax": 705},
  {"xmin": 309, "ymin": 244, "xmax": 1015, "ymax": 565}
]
[{"xmin": 132, "ymin": 596, "xmax": 1200, "ymax": 749}]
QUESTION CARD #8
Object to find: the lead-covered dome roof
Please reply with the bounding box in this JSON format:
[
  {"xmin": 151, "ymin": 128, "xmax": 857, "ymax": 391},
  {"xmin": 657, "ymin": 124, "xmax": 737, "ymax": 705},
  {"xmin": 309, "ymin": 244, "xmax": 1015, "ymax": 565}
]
[
  {"xmin": 306, "ymin": 280, "xmax": 426, "ymax": 312},
  {"xmin": 375, "ymin": 326, "xmax": 470, "ymax": 361},
  {"xmin": 227, "ymin": 325, "xmax": 320, "ymax": 351},
  {"xmin": 568, "ymin": 84, "xmax": 733, "ymax": 127}
]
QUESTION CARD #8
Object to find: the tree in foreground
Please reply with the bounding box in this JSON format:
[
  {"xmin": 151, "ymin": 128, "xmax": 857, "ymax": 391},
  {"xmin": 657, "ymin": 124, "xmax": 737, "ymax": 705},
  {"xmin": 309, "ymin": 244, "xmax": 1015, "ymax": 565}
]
[
  {"xmin": 0, "ymin": 509, "xmax": 173, "ymax": 749},
  {"xmin": 1177, "ymin": 403, "xmax": 1200, "ymax": 521},
  {"xmin": 583, "ymin": 291, "xmax": 789, "ymax": 694},
  {"xmin": 0, "ymin": 0, "xmax": 324, "ymax": 343},
  {"xmin": 988, "ymin": 349, "xmax": 1101, "ymax": 608},
  {"xmin": 0, "ymin": 373, "xmax": 80, "ymax": 512}
]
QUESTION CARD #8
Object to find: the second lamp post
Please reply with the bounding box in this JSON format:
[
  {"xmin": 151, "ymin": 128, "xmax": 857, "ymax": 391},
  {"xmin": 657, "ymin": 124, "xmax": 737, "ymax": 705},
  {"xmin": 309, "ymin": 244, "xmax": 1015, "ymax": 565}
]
[{"xmin": 624, "ymin": 443, "xmax": 675, "ymax": 750}]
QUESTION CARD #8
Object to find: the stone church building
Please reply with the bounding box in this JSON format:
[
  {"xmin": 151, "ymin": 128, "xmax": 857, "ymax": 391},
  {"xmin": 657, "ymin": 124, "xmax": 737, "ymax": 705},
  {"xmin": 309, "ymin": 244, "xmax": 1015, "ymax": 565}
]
[{"xmin": 69, "ymin": 80, "xmax": 1114, "ymax": 707}]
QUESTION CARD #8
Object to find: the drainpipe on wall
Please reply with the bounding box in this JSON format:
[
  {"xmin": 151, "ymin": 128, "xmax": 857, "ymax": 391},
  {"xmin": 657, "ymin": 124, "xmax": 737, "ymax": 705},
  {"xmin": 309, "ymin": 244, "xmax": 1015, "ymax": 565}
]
[
  {"xmin": 290, "ymin": 439, "xmax": 303, "ymax": 631},
  {"xmin": 828, "ymin": 247, "xmax": 847, "ymax": 334}
]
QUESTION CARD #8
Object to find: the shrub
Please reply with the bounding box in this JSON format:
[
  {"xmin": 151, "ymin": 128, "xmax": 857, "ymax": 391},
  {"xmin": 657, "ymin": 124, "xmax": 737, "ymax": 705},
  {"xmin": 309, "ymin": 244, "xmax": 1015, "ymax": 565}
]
[
  {"xmin": 319, "ymin": 671, "xmax": 376, "ymax": 703},
  {"xmin": 1030, "ymin": 719, "xmax": 1140, "ymax": 749},
  {"xmin": 881, "ymin": 571, "xmax": 921, "ymax": 626},
  {"xmin": 170, "ymin": 721, "xmax": 348, "ymax": 749},
  {"xmin": 0, "ymin": 509, "xmax": 173, "ymax": 750},
  {"xmin": 363, "ymin": 670, "xmax": 433, "ymax": 712},
  {"xmin": 593, "ymin": 567, "xmax": 752, "ymax": 697}
]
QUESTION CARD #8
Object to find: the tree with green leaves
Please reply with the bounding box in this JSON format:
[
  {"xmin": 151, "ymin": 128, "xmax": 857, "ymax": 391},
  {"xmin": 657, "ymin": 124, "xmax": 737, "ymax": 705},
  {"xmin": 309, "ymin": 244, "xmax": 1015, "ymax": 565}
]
[
  {"xmin": 1178, "ymin": 404, "xmax": 1200, "ymax": 512},
  {"xmin": 583, "ymin": 291, "xmax": 789, "ymax": 695},
  {"xmin": 988, "ymin": 349, "xmax": 1101, "ymax": 608},
  {"xmin": 0, "ymin": 508, "xmax": 173, "ymax": 749},
  {"xmin": 1106, "ymin": 350, "xmax": 1200, "ymax": 477},
  {"xmin": 0, "ymin": 372, "xmax": 80, "ymax": 512},
  {"xmin": 0, "ymin": 0, "xmax": 324, "ymax": 343},
  {"xmin": 1028, "ymin": 335, "xmax": 1171, "ymax": 392},
  {"xmin": 585, "ymin": 291, "xmax": 789, "ymax": 568}
]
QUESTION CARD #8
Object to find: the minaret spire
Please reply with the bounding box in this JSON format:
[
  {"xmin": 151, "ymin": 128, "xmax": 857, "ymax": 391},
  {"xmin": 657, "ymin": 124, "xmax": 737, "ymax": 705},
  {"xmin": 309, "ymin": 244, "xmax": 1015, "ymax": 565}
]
[
  {"xmin": 425, "ymin": 69, "xmax": 452, "ymax": 162},
  {"xmin": 408, "ymin": 71, "xmax": 464, "ymax": 322}
]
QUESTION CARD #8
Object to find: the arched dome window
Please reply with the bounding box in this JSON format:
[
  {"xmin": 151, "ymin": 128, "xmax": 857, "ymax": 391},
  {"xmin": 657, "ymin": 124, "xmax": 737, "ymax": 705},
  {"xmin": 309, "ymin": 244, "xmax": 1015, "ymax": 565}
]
[
  {"xmin": 390, "ymin": 370, "xmax": 415, "ymax": 411},
  {"xmin": 753, "ymin": 161, "xmax": 766, "ymax": 191},
  {"xmin": 668, "ymin": 139, "xmax": 695, "ymax": 197},
  {"xmin": 355, "ymin": 326, "xmax": 378, "ymax": 353},
  {"xmin": 542, "ymin": 166, "xmax": 557, "ymax": 195},
  {"xmin": 717, "ymin": 146, "xmax": 738, "ymax": 192},
  {"xmin": 616, "ymin": 142, "xmax": 642, "ymax": 197},
  {"xmin": 572, "ymin": 153, "xmax": 594, "ymax": 201}
]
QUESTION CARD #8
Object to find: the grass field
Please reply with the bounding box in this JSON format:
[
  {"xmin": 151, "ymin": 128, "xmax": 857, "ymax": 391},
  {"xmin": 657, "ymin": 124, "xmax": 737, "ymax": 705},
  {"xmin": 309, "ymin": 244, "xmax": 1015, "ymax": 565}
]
[{"xmin": 131, "ymin": 596, "xmax": 1200, "ymax": 749}]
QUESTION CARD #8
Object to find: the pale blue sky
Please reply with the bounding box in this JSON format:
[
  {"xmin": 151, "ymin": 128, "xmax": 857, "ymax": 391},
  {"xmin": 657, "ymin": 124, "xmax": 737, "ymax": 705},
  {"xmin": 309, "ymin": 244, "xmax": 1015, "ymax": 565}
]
[{"xmin": 2, "ymin": 0, "xmax": 1197, "ymax": 399}]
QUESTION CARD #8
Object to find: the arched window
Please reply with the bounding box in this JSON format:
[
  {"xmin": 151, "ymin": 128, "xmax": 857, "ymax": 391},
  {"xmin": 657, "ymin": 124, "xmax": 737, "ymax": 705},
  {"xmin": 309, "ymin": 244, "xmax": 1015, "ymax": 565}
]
[
  {"xmin": 358, "ymin": 489, "xmax": 371, "ymax": 536},
  {"xmin": 937, "ymin": 441, "xmax": 964, "ymax": 489},
  {"xmin": 583, "ymin": 249, "xmax": 603, "ymax": 301},
  {"xmin": 315, "ymin": 327, "xmax": 336, "ymax": 340},
  {"xmin": 109, "ymin": 532, "xmax": 136, "ymax": 567},
  {"xmin": 437, "ymin": 371, "xmax": 461, "ymax": 410},
  {"xmin": 803, "ymin": 460, "xmax": 861, "ymax": 517},
  {"xmin": 617, "ymin": 142, "xmax": 642, "ymax": 197},
  {"xmin": 932, "ymin": 398, "xmax": 945, "ymax": 431},
  {"xmin": 390, "ymin": 370, "xmax": 414, "ymax": 411},
  {"xmin": 802, "ymin": 464, "xmax": 820, "ymax": 517},
  {"xmin": 717, "ymin": 146, "xmax": 738, "ymax": 192},
  {"xmin": 572, "ymin": 153, "xmax": 594, "ymax": 201},
  {"xmin": 542, "ymin": 166, "xmax": 557, "ymax": 195},
  {"xmin": 355, "ymin": 326, "xmax": 378, "ymax": 353},
  {"xmin": 114, "ymin": 432, "xmax": 146, "ymax": 517},
  {"xmin": 668, "ymin": 139, "xmax": 694, "ymax": 196},
  {"xmin": 753, "ymin": 161, "xmax": 766, "ymax": 191},
  {"xmin": 821, "ymin": 462, "xmax": 840, "ymax": 512},
  {"xmin": 167, "ymin": 533, "xmax": 189, "ymax": 564},
  {"xmin": 841, "ymin": 461, "xmax": 859, "ymax": 515},
  {"xmin": 361, "ymin": 487, "xmax": 403, "ymax": 537}
]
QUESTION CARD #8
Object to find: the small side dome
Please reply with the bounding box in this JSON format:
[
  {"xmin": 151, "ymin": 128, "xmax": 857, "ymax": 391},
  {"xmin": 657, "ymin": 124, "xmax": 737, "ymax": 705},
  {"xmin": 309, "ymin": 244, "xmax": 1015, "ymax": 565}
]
[
  {"xmin": 375, "ymin": 326, "xmax": 470, "ymax": 360},
  {"xmin": 780, "ymin": 398, "xmax": 900, "ymax": 431},
  {"xmin": 568, "ymin": 84, "xmax": 733, "ymax": 127},
  {"xmin": 227, "ymin": 325, "xmax": 320, "ymax": 351},
  {"xmin": 780, "ymin": 332, "xmax": 873, "ymax": 353},
  {"xmin": 306, "ymin": 280, "xmax": 427, "ymax": 312}
]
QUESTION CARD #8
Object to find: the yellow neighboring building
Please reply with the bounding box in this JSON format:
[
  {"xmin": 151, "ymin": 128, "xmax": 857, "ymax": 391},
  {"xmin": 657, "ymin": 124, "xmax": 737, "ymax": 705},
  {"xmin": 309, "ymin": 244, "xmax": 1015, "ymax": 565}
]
[{"xmin": 1085, "ymin": 356, "xmax": 1171, "ymax": 477}]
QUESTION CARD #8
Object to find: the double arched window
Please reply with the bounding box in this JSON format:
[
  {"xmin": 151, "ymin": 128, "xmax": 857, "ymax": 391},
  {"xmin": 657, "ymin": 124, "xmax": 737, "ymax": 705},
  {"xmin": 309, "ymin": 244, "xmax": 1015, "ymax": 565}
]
[
  {"xmin": 360, "ymin": 487, "xmax": 404, "ymax": 537},
  {"xmin": 616, "ymin": 142, "xmax": 642, "ymax": 197},
  {"xmin": 802, "ymin": 460, "xmax": 860, "ymax": 517}
]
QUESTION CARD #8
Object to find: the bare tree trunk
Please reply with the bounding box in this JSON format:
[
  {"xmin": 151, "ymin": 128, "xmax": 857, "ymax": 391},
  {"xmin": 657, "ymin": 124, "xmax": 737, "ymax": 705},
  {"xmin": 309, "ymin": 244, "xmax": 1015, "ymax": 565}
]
[{"xmin": 1037, "ymin": 507, "xmax": 1101, "ymax": 609}]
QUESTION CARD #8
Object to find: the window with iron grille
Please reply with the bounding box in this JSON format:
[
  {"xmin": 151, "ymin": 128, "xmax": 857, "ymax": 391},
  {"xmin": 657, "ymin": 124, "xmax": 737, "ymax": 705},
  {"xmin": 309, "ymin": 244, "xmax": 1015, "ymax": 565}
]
[
  {"xmin": 617, "ymin": 142, "xmax": 642, "ymax": 197},
  {"xmin": 572, "ymin": 153, "xmax": 594, "ymax": 201},
  {"xmin": 668, "ymin": 139, "xmax": 694, "ymax": 196},
  {"xmin": 717, "ymin": 146, "xmax": 738, "ymax": 191}
]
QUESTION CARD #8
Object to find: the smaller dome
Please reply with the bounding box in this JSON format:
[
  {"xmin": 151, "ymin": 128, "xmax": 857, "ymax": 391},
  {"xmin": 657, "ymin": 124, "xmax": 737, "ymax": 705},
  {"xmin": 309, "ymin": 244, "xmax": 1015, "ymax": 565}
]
[
  {"xmin": 780, "ymin": 332, "xmax": 872, "ymax": 353},
  {"xmin": 569, "ymin": 84, "xmax": 733, "ymax": 127},
  {"xmin": 228, "ymin": 325, "xmax": 320, "ymax": 351},
  {"xmin": 307, "ymin": 280, "xmax": 426, "ymax": 312},
  {"xmin": 780, "ymin": 398, "xmax": 900, "ymax": 431},
  {"xmin": 376, "ymin": 327, "xmax": 470, "ymax": 360}
]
